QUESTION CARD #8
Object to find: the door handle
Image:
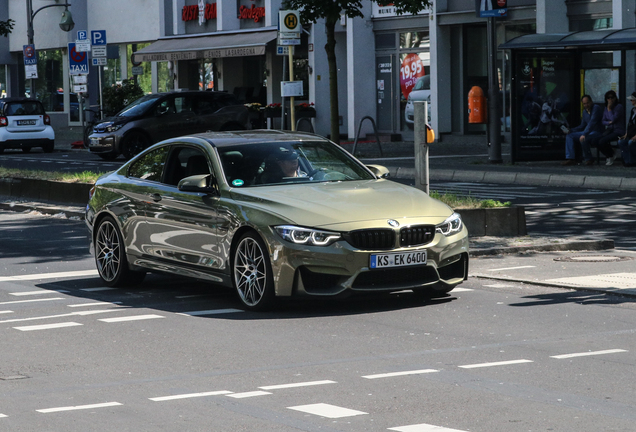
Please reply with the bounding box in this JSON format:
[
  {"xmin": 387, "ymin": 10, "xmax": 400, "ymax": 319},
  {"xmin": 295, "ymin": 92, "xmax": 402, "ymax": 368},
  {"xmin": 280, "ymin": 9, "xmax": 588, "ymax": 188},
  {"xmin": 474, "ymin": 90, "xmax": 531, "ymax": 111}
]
[{"xmin": 149, "ymin": 193, "xmax": 162, "ymax": 202}]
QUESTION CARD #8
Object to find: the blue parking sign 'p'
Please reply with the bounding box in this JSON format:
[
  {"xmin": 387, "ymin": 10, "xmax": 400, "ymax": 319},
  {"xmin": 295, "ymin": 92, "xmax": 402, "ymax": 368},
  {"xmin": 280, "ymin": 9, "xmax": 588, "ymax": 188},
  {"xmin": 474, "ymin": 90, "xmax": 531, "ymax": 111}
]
[
  {"xmin": 77, "ymin": 30, "xmax": 87, "ymax": 40},
  {"xmin": 91, "ymin": 30, "xmax": 107, "ymax": 46}
]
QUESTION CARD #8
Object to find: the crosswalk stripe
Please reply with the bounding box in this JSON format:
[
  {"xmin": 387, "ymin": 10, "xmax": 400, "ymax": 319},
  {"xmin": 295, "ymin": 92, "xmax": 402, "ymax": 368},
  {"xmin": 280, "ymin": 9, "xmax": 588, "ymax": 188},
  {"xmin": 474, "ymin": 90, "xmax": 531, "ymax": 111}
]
[
  {"xmin": 98, "ymin": 314, "xmax": 164, "ymax": 323},
  {"xmin": 0, "ymin": 270, "xmax": 98, "ymax": 282},
  {"xmin": 288, "ymin": 403, "xmax": 367, "ymax": 418},
  {"xmin": 259, "ymin": 380, "xmax": 336, "ymax": 390},
  {"xmin": 388, "ymin": 423, "xmax": 468, "ymax": 432},
  {"xmin": 150, "ymin": 391, "xmax": 232, "ymax": 401},
  {"xmin": 458, "ymin": 359, "xmax": 533, "ymax": 369},
  {"xmin": 36, "ymin": 402, "xmax": 122, "ymax": 413},
  {"xmin": 362, "ymin": 369, "xmax": 438, "ymax": 379},
  {"xmin": 14, "ymin": 322, "xmax": 83, "ymax": 331}
]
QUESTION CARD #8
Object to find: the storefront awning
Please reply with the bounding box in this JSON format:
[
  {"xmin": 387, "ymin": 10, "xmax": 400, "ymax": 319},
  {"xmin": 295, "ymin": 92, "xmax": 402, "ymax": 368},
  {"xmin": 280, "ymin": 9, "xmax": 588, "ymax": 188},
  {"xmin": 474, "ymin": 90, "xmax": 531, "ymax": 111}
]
[
  {"xmin": 500, "ymin": 28, "xmax": 636, "ymax": 50},
  {"xmin": 133, "ymin": 29, "xmax": 278, "ymax": 63}
]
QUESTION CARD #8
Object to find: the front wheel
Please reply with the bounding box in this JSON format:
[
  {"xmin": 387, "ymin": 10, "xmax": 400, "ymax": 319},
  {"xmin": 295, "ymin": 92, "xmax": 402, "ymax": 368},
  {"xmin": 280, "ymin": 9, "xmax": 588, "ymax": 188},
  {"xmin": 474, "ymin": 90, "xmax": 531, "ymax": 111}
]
[
  {"xmin": 94, "ymin": 216, "xmax": 146, "ymax": 287},
  {"xmin": 122, "ymin": 131, "xmax": 150, "ymax": 160},
  {"xmin": 232, "ymin": 232, "xmax": 275, "ymax": 311}
]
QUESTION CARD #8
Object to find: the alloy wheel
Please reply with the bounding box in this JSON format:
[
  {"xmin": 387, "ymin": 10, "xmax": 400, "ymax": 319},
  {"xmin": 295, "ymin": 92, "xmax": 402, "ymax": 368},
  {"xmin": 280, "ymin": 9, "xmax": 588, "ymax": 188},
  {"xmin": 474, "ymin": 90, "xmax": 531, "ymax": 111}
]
[
  {"xmin": 234, "ymin": 236, "xmax": 268, "ymax": 307},
  {"xmin": 96, "ymin": 220, "xmax": 121, "ymax": 283}
]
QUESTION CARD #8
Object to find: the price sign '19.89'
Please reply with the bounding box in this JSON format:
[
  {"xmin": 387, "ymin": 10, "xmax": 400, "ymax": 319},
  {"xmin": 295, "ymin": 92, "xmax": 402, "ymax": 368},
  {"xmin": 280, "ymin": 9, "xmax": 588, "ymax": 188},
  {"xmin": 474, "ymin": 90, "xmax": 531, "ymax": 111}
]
[{"xmin": 400, "ymin": 53, "xmax": 426, "ymax": 100}]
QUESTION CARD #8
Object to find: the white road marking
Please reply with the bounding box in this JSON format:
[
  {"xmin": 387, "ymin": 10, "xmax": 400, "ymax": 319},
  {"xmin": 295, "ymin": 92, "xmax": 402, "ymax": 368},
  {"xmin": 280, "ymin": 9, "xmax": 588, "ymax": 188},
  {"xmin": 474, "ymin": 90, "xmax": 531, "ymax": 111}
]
[
  {"xmin": 362, "ymin": 369, "xmax": 438, "ymax": 379},
  {"xmin": 0, "ymin": 413, "xmax": 6, "ymax": 418},
  {"xmin": 487, "ymin": 266, "xmax": 535, "ymax": 272},
  {"xmin": 388, "ymin": 423, "xmax": 468, "ymax": 432},
  {"xmin": 226, "ymin": 391, "xmax": 271, "ymax": 398},
  {"xmin": 36, "ymin": 402, "xmax": 122, "ymax": 413},
  {"xmin": 450, "ymin": 288, "xmax": 473, "ymax": 292},
  {"xmin": 0, "ymin": 310, "xmax": 13, "ymax": 315},
  {"xmin": 80, "ymin": 287, "xmax": 117, "ymax": 292},
  {"xmin": 9, "ymin": 289, "xmax": 69, "ymax": 296},
  {"xmin": 604, "ymin": 218, "xmax": 636, "ymax": 223},
  {"xmin": 174, "ymin": 295, "xmax": 204, "ymax": 299},
  {"xmin": 98, "ymin": 314, "xmax": 164, "ymax": 323},
  {"xmin": 556, "ymin": 214, "xmax": 593, "ymax": 219},
  {"xmin": 458, "ymin": 359, "xmax": 533, "ymax": 369},
  {"xmin": 288, "ymin": 403, "xmax": 367, "ymax": 418},
  {"xmin": 177, "ymin": 309, "xmax": 243, "ymax": 316},
  {"xmin": 551, "ymin": 349, "xmax": 628, "ymax": 359},
  {"xmin": 483, "ymin": 283, "xmax": 516, "ymax": 288},
  {"xmin": 14, "ymin": 322, "xmax": 83, "ymax": 331},
  {"xmin": 0, "ymin": 309, "xmax": 125, "ymax": 324},
  {"xmin": 259, "ymin": 380, "xmax": 336, "ymax": 390},
  {"xmin": 0, "ymin": 298, "xmax": 64, "ymax": 306},
  {"xmin": 545, "ymin": 273, "xmax": 636, "ymax": 289},
  {"xmin": 149, "ymin": 390, "xmax": 232, "ymax": 401},
  {"xmin": 0, "ymin": 270, "xmax": 98, "ymax": 282},
  {"xmin": 67, "ymin": 302, "xmax": 123, "ymax": 308}
]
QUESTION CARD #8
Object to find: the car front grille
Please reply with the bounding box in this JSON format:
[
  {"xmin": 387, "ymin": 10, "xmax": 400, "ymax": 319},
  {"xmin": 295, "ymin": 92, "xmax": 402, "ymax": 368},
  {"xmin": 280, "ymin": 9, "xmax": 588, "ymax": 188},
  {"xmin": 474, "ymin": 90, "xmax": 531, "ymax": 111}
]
[
  {"xmin": 400, "ymin": 225, "xmax": 435, "ymax": 247},
  {"xmin": 344, "ymin": 229, "xmax": 395, "ymax": 250}
]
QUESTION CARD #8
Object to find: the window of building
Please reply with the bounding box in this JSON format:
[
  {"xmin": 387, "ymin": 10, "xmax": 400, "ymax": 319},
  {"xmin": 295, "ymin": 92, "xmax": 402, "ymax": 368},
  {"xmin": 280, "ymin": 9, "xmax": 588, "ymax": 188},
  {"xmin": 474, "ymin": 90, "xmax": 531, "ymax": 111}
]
[
  {"xmin": 570, "ymin": 17, "xmax": 612, "ymax": 32},
  {"xmin": 127, "ymin": 43, "xmax": 152, "ymax": 93},
  {"xmin": 399, "ymin": 32, "xmax": 430, "ymax": 132},
  {"xmin": 157, "ymin": 61, "xmax": 173, "ymax": 93},
  {"xmin": 0, "ymin": 65, "xmax": 6, "ymax": 98}
]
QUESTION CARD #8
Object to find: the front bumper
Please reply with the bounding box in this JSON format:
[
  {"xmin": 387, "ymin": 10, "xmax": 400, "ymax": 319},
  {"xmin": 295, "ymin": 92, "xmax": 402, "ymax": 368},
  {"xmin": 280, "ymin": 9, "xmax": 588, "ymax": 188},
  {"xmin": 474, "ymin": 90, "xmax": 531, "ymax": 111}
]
[
  {"xmin": 264, "ymin": 227, "xmax": 469, "ymax": 297},
  {"xmin": 88, "ymin": 133, "xmax": 120, "ymax": 154}
]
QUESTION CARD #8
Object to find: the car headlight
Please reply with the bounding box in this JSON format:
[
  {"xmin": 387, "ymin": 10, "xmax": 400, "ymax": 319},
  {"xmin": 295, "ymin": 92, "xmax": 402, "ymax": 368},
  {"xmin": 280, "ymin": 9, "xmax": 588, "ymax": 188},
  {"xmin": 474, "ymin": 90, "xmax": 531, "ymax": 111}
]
[
  {"xmin": 274, "ymin": 225, "xmax": 341, "ymax": 246},
  {"xmin": 105, "ymin": 124, "xmax": 124, "ymax": 133},
  {"xmin": 435, "ymin": 213, "xmax": 463, "ymax": 236}
]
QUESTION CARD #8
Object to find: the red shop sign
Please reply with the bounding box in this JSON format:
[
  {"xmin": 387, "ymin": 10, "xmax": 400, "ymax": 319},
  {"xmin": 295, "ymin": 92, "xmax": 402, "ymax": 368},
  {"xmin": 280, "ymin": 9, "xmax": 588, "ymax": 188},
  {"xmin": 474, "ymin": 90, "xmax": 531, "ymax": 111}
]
[
  {"xmin": 400, "ymin": 53, "xmax": 426, "ymax": 99},
  {"xmin": 239, "ymin": 5, "xmax": 265, "ymax": 22},
  {"xmin": 182, "ymin": 2, "xmax": 217, "ymax": 22}
]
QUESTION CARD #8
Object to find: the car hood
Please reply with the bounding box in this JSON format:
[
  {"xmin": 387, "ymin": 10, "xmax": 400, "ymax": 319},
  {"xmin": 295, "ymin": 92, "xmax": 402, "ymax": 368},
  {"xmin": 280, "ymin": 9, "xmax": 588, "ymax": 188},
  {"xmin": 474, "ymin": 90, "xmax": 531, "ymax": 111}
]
[{"xmin": 229, "ymin": 179, "xmax": 453, "ymax": 229}]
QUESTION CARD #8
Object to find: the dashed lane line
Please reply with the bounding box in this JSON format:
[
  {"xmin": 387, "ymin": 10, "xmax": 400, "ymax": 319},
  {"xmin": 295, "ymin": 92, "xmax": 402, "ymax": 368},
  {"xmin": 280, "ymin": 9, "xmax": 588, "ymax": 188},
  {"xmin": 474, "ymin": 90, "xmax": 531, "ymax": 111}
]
[
  {"xmin": 36, "ymin": 402, "xmax": 122, "ymax": 414},
  {"xmin": 0, "ymin": 270, "xmax": 98, "ymax": 282},
  {"xmin": 388, "ymin": 423, "xmax": 468, "ymax": 432},
  {"xmin": 67, "ymin": 301, "xmax": 122, "ymax": 308},
  {"xmin": 288, "ymin": 403, "xmax": 367, "ymax": 419},
  {"xmin": 177, "ymin": 309, "xmax": 243, "ymax": 316},
  {"xmin": 9, "ymin": 289, "xmax": 69, "ymax": 296},
  {"xmin": 0, "ymin": 413, "xmax": 6, "ymax": 418},
  {"xmin": 149, "ymin": 390, "xmax": 232, "ymax": 402},
  {"xmin": 13, "ymin": 322, "xmax": 83, "ymax": 331},
  {"xmin": 80, "ymin": 287, "xmax": 117, "ymax": 292},
  {"xmin": 458, "ymin": 359, "xmax": 533, "ymax": 369},
  {"xmin": 487, "ymin": 266, "xmax": 536, "ymax": 272},
  {"xmin": 98, "ymin": 314, "xmax": 165, "ymax": 323},
  {"xmin": 226, "ymin": 391, "xmax": 272, "ymax": 399},
  {"xmin": 0, "ymin": 309, "xmax": 126, "ymax": 324},
  {"xmin": 550, "ymin": 349, "xmax": 628, "ymax": 359},
  {"xmin": 0, "ymin": 310, "xmax": 13, "ymax": 314},
  {"xmin": 362, "ymin": 369, "xmax": 438, "ymax": 379},
  {"xmin": 0, "ymin": 298, "xmax": 64, "ymax": 306},
  {"xmin": 259, "ymin": 380, "xmax": 337, "ymax": 390}
]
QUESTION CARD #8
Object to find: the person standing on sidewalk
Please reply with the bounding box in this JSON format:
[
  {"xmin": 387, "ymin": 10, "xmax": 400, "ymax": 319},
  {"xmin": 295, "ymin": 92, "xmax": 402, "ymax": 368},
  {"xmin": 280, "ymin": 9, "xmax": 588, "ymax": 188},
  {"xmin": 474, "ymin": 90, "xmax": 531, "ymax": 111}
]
[
  {"xmin": 618, "ymin": 91, "xmax": 636, "ymax": 167},
  {"xmin": 562, "ymin": 95, "xmax": 603, "ymax": 166},
  {"xmin": 588, "ymin": 90, "xmax": 625, "ymax": 166}
]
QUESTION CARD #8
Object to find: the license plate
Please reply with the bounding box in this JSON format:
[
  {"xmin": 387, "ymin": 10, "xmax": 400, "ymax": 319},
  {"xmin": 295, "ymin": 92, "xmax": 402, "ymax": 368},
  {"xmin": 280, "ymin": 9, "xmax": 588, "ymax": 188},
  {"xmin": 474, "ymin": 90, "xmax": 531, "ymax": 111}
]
[
  {"xmin": 17, "ymin": 120, "xmax": 36, "ymax": 126},
  {"xmin": 90, "ymin": 137, "xmax": 101, "ymax": 146},
  {"xmin": 370, "ymin": 251, "xmax": 427, "ymax": 269}
]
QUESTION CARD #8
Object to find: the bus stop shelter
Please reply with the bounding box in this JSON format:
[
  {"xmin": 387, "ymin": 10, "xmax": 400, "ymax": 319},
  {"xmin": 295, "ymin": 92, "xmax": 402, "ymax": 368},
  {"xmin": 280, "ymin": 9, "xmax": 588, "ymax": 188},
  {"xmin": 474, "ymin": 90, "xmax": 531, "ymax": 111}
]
[{"xmin": 500, "ymin": 28, "xmax": 636, "ymax": 162}]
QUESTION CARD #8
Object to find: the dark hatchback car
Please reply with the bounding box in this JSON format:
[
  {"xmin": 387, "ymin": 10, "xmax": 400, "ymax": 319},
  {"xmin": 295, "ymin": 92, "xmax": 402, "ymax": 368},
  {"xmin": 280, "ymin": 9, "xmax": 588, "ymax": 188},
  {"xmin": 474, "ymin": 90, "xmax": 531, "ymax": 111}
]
[{"xmin": 88, "ymin": 91, "xmax": 250, "ymax": 160}]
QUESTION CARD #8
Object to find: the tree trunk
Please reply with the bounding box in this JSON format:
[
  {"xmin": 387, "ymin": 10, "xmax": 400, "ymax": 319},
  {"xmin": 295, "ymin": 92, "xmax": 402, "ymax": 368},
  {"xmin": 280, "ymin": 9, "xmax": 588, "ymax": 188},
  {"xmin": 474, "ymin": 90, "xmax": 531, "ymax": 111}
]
[{"xmin": 325, "ymin": 17, "xmax": 340, "ymax": 144}]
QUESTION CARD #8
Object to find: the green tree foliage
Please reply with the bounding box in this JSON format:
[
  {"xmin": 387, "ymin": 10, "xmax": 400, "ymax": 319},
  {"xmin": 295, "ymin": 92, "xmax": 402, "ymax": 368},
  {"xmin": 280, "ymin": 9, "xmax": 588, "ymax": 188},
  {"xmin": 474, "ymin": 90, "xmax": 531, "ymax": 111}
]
[
  {"xmin": 282, "ymin": 1, "xmax": 432, "ymax": 143},
  {"xmin": 102, "ymin": 78, "xmax": 145, "ymax": 116},
  {"xmin": 0, "ymin": 19, "xmax": 14, "ymax": 37}
]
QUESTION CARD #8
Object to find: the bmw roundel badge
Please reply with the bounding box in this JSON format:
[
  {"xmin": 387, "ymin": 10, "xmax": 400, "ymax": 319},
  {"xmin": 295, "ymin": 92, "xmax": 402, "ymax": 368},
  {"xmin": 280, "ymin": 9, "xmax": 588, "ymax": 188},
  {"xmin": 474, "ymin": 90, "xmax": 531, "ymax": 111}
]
[{"xmin": 387, "ymin": 219, "xmax": 399, "ymax": 227}]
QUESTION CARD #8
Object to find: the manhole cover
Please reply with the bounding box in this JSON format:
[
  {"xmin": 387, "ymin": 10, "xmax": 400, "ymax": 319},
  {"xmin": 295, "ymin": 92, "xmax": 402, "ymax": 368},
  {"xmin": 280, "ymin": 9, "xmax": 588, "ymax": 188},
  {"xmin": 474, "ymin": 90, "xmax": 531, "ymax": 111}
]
[{"xmin": 554, "ymin": 256, "xmax": 633, "ymax": 263}]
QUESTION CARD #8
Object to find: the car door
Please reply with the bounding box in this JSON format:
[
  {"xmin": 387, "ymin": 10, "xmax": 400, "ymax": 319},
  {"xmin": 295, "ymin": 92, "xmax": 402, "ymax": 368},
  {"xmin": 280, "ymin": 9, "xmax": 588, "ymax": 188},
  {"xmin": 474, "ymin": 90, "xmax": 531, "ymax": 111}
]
[
  {"xmin": 143, "ymin": 144, "xmax": 226, "ymax": 274},
  {"xmin": 146, "ymin": 95, "xmax": 197, "ymax": 142}
]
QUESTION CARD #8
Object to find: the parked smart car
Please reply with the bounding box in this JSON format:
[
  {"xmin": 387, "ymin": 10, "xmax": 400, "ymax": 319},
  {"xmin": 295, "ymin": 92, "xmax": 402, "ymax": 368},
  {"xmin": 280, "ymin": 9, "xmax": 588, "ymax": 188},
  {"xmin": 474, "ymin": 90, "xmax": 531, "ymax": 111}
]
[
  {"xmin": 0, "ymin": 98, "xmax": 55, "ymax": 153},
  {"xmin": 86, "ymin": 130, "xmax": 469, "ymax": 311},
  {"xmin": 404, "ymin": 75, "xmax": 432, "ymax": 128},
  {"xmin": 87, "ymin": 90, "xmax": 250, "ymax": 160}
]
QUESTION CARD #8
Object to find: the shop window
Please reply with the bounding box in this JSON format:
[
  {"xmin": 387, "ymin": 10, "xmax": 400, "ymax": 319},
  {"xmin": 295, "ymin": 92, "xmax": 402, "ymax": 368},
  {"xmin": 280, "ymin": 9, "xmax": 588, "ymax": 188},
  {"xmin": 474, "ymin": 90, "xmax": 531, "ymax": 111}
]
[
  {"xmin": 570, "ymin": 18, "xmax": 612, "ymax": 32},
  {"xmin": 375, "ymin": 33, "xmax": 395, "ymax": 50},
  {"xmin": 157, "ymin": 61, "xmax": 173, "ymax": 93},
  {"xmin": 127, "ymin": 43, "xmax": 152, "ymax": 93},
  {"xmin": 400, "ymin": 32, "xmax": 429, "ymax": 50},
  {"xmin": 199, "ymin": 60, "xmax": 214, "ymax": 91}
]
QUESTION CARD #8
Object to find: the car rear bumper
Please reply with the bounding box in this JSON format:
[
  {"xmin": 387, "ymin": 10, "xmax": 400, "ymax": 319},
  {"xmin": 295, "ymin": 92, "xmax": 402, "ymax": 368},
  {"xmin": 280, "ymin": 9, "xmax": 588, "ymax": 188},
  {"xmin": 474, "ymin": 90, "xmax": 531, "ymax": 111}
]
[{"xmin": 0, "ymin": 126, "xmax": 55, "ymax": 146}]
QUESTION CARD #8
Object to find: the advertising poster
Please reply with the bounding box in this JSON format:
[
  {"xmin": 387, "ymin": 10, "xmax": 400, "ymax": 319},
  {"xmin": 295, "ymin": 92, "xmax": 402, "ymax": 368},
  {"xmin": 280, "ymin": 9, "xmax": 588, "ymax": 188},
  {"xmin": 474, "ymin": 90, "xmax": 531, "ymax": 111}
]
[
  {"xmin": 515, "ymin": 52, "xmax": 575, "ymax": 159},
  {"xmin": 476, "ymin": 0, "xmax": 507, "ymax": 18}
]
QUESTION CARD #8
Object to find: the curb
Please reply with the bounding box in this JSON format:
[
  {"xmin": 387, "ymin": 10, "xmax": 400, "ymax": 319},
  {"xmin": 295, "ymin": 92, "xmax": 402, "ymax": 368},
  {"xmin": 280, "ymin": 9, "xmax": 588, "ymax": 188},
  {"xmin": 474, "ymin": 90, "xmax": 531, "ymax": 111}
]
[{"xmin": 468, "ymin": 238, "xmax": 615, "ymax": 257}]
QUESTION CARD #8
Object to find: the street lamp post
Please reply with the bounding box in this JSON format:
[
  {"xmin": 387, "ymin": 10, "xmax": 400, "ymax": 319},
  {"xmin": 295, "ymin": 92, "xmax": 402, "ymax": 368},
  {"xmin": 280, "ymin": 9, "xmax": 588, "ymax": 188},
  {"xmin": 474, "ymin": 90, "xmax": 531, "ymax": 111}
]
[{"xmin": 26, "ymin": 1, "xmax": 74, "ymax": 99}]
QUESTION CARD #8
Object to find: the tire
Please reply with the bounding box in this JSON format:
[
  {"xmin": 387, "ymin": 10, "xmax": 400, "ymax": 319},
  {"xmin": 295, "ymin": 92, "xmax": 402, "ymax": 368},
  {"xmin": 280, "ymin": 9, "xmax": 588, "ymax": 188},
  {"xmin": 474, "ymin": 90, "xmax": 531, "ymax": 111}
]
[
  {"xmin": 97, "ymin": 152, "xmax": 119, "ymax": 161},
  {"xmin": 122, "ymin": 131, "xmax": 150, "ymax": 160},
  {"xmin": 43, "ymin": 142, "xmax": 54, "ymax": 153},
  {"xmin": 232, "ymin": 232, "xmax": 275, "ymax": 311},
  {"xmin": 94, "ymin": 216, "xmax": 146, "ymax": 287},
  {"xmin": 22, "ymin": 147, "xmax": 31, "ymax": 153},
  {"xmin": 83, "ymin": 125, "xmax": 92, "ymax": 148}
]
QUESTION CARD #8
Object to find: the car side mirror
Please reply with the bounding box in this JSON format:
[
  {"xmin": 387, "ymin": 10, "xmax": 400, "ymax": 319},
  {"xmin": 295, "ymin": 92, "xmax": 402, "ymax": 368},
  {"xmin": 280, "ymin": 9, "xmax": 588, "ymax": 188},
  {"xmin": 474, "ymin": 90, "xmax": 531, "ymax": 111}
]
[
  {"xmin": 366, "ymin": 164, "xmax": 390, "ymax": 179},
  {"xmin": 178, "ymin": 174, "xmax": 218, "ymax": 195}
]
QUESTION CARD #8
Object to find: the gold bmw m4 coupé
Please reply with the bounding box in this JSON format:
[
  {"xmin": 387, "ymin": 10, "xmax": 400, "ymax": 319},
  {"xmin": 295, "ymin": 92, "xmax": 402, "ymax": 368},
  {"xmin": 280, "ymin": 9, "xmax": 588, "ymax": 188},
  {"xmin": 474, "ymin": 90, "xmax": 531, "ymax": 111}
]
[{"xmin": 86, "ymin": 130, "xmax": 468, "ymax": 310}]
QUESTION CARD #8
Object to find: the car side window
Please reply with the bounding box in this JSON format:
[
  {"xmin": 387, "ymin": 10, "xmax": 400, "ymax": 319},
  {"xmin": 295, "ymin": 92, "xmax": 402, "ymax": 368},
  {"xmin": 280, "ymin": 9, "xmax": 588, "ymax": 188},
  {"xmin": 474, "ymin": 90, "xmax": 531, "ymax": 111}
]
[
  {"xmin": 155, "ymin": 98, "xmax": 174, "ymax": 116},
  {"xmin": 174, "ymin": 96, "xmax": 192, "ymax": 114},
  {"xmin": 163, "ymin": 146, "xmax": 211, "ymax": 186},
  {"xmin": 194, "ymin": 97, "xmax": 217, "ymax": 115},
  {"xmin": 128, "ymin": 146, "xmax": 169, "ymax": 182}
]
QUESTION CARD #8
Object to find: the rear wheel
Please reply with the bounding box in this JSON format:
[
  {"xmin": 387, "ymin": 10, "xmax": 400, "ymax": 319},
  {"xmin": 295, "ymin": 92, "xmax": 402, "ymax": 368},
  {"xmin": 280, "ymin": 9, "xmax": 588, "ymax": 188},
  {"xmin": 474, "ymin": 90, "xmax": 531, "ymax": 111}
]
[
  {"xmin": 122, "ymin": 131, "xmax": 150, "ymax": 160},
  {"xmin": 232, "ymin": 232, "xmax": 275, "ymax": 311},
  {"xmin": 94, "ymin": 216, "xmax": 146, "ymax": 287},
  {"xmin": 22, "ymin": 147, "xmax": 31, "ymax": 153}
]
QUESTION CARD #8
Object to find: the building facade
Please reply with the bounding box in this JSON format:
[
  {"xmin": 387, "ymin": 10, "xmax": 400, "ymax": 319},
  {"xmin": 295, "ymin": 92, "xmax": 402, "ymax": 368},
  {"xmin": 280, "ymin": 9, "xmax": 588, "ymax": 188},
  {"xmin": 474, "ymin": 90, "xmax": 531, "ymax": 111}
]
[{"xmin": 1, "ymin": 0, "xmax": 634, "ymax": 143}]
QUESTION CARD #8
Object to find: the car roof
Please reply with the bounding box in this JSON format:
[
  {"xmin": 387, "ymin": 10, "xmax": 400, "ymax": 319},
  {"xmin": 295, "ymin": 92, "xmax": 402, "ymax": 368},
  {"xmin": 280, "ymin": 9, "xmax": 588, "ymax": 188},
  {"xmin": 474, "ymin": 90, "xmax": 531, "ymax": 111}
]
[{"xmin": 171, "ymin": 130, "xmax": 331, "ymax": 148}]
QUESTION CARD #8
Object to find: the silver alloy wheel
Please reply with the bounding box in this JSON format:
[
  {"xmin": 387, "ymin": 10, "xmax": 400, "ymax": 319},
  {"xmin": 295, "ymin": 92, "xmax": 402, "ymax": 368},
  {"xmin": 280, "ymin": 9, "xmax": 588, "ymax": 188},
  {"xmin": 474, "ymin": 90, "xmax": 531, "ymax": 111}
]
[
  {"xmin": 96, "ymin": 219, "xmax": 121, "ymax": 283},
  {"xmin": 234, "ymin": 236, "xmax": 268, "ymax": 307}
]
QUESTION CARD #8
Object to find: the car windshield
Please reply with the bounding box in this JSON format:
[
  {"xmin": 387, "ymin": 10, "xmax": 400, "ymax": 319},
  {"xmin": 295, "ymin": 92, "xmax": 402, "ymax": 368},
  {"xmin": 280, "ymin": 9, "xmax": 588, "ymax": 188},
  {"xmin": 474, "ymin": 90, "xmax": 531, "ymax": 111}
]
[
  {"xmin": 218, "ymin": 140, "xmax": 375, "ymax": 187},
  {"xmin": 4, "ymin": 101, "xmax": 44, "ymax": 116},
  {"xmin": 414, "ymin": 75, "xmax": 430, "ymax": 91},
  {"xmin": 116, "ymin": 94, "xmax": 163, "ymax": 117}
]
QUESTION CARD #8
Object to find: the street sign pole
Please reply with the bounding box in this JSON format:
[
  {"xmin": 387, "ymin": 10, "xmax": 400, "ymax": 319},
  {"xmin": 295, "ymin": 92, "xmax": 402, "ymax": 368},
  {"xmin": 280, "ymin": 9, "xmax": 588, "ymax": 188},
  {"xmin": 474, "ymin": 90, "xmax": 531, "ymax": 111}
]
[{"xmin": 289, "ymin": 49, "xmax": 295, "ymax": 131}]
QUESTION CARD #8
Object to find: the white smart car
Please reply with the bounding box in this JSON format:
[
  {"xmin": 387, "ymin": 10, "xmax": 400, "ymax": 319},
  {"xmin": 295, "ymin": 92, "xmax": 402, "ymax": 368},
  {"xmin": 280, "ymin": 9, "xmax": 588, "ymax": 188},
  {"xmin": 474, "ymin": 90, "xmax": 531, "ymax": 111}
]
[
  {"xmin": 0, "ymin": 98, "xmax": 55, "ymax": 153},
  {"xmin": 404, "ymin": 75, "xmax": 432, "ymax": 128}
]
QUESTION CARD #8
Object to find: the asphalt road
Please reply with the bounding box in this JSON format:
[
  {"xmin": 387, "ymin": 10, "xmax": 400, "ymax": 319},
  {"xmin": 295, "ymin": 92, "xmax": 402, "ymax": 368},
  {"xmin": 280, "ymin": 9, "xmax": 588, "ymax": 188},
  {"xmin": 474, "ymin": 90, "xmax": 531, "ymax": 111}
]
[{"xmin": 2, "ymin": 210, "xmax": 636, "ymax": 431}]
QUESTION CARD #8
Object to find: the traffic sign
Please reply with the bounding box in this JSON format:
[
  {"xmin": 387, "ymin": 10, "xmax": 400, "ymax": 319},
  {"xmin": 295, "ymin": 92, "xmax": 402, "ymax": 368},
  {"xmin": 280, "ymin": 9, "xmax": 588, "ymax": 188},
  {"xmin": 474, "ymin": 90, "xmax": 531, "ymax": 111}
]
[
  {"xmin": 278, "ymin": 38, "xmax": 301, "ymax": 46},
  {"xmin": 92, "ymin": 46, "xmax": 107, "ymax": 57},
  {"xmin": 23, "ymin": 44, "xmax": 37, "ymax": 65},
  {"xmin": 68, "ymin": 43, "xmax": 89, "ymax": 75},
  {"xmin": 279, "ymin": 10, "xmax": 300, "ymax": 32},
  {"xmin": 73, "ymin": 84, "xmax": 87, "ymax": 93},
  {"xmin": 77, "ymin": 30, "xmax": 88, "ymax": 40},
  {"xmin": 91, "ymin": 30, "xmax": 107, "ymax": 46},
  {"xmin": 75, "ymin": 39, "xmax": 91, "ymax": 52},
  {"xmin": 92, "ymin": 58, "xmax": 107, "ymax": 66},
  {"xmin": 276, "ymin": 46, "xmax": 293, "ymax": 56}
]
